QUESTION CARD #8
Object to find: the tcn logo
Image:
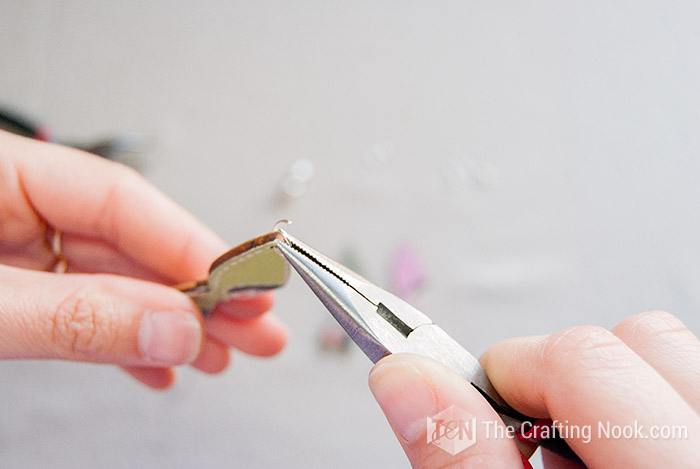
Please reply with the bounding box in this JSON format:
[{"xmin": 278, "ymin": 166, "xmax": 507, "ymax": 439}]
[{"xmin": 426, "ymin": 405, "xmax": 477, "ymax": 456}]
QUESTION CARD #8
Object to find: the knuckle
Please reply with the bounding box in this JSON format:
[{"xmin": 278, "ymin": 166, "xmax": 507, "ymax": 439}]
[
  {"xmin": 615, "ymin": 311, "xmax": 696, "ymax": 351},
  {"xmin": 542, "ymin": 325, "xmax": 624, "ymax": 372},
  {"xmin": 51, "ymin": 283, "xmax": 117, "ymax": 359},
  {"xmin": 0, "ymin": 156, "xmax": 42, "ymax": 246},
  {"xmin": 616, "ymin": 310, "xmax": 685, "ymax": 337}
]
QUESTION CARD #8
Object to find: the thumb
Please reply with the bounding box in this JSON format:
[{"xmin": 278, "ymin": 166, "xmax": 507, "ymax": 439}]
[
  {"xmin": 369, "ymin": 353, "xmax": 528, "ymax": 468},
  {"xmin": 0, "ymin": 265, "xmax": 203, "ymax": 366}
]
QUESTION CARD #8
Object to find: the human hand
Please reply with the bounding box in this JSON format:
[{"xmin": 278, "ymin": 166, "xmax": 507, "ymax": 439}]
[
  {"xmin": 0, "ymin": 130, "xmax": 287, "ymax": 389},
  {"xmin": 368, "ymin": 311, "xmax": 700, "ymax": 468}
]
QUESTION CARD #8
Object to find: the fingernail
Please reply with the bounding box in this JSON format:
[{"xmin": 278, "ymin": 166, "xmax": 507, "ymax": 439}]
[
  {"xmin": 139, "ymin": 311, "xmax": 202, "ymax": 364},
  {"xmin": 369, "ymin": 359, "xmax": 437, "ymax": 442}
]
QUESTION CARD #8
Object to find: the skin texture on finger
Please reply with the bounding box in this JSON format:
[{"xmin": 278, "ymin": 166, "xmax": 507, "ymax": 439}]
[
  {"xmin": 0, "ymin": 264, "xmax": 203, "ymax": 366},
  {"xmin": 60, "ymin": 234, "xmax": 169, "ymax": 281},
  {"xmin": 0, "ymin": 143, "xmax": 44, "ymax": 249},
  {"xmin": 480, "ymin": 326, "xmax": 700, "ymax": 467},
  {"xmin": 369, "ymin": 354, "xmax": 524, "ymax": 469},
  {"xmin": 191, "ymin": 337, "xmax": 231, "ymax": 374},
  {"xmin": 122, "ymin": 365, "xmax": 176, "ymax": 390},
  {"xmin": 0, "ymin": 238, "xmax": 54, "ymax": 271},
  {"xmin": 210, "ymin": 292, "xmax": 275, "ymax": 319},
  {"xmin": 0, "ymin": 131, "xmax": 227, "ymax": 283},
  {"xmin": 0, "ymin": 230, "xmax": 160, "ymax": 279},
  {"xmin": 612, "ymin": 311, "xmax": 700, "ymax": 413},
  {"xmin": 204, "ymin": 311, "xmax": 288, "ymax": 357}
]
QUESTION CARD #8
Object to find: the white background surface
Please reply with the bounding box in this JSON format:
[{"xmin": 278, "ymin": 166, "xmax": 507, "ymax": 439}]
[{"xmin": 1, "ymin": 1, "xmax": 699, "ymax": 467}]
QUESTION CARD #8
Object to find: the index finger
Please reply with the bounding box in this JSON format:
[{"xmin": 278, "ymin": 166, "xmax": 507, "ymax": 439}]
[{"xmin": 1, "ymin": 131, "xmax": 227, "ymax": 282}]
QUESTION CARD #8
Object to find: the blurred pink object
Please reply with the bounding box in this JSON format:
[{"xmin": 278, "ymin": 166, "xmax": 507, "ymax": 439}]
[
  {"xmin": 391, "ymin": 243, "xmax": 425, "ymax": 301},
  {"xmin": 318, "ymin": 323, "xmax": 351, "ymax": 352}
]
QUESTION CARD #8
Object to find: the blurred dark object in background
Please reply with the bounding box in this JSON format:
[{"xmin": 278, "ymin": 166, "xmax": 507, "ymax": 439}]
[{"xmin": 0, "ymin": 106, "xmax": 148, "ymax": 171}]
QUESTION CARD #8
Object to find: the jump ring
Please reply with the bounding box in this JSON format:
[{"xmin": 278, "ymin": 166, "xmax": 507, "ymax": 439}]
[{"xmin": 46, "ymin": 227, "xmax": 68, "ymax": 273}]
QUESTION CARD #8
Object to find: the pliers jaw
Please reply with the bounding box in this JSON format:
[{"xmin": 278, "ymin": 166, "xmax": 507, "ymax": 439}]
[
  {"xmin": 273, "ymin": 229, "xmax": 408, "ymax": 362},
  {"xmin": 274, "ymin": 228, "xmax": 519, "ymax": 416}
]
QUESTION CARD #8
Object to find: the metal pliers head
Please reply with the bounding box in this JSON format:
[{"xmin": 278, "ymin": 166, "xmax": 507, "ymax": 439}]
[{"xmin": 273, "ymin": 228, "xmax": 515, "ymax": 416}]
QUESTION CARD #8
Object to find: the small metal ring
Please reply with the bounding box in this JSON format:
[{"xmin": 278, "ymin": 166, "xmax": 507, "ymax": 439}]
[
  {"xmin": 273, "ymin": 219, "xmax": 293, "ymax": 245},
  {"xmin": 273, "ymin": 219, "xmax": 292, "ymax": 232},
  {"xmin": 46, "ymin": 227, "xmax": 68, "ymax": 273}
]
